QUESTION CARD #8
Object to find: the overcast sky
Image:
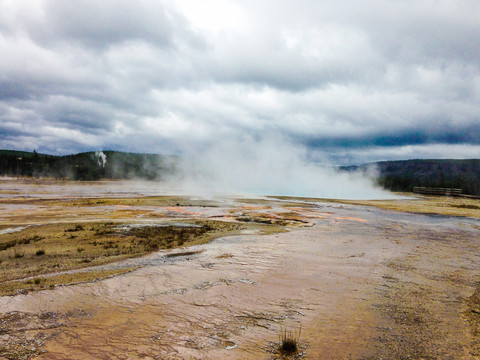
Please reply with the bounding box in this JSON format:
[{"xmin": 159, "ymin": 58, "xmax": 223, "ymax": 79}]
[{"xmin": 1, "ymin": 0, "xmax": 479, "ymax": 165}]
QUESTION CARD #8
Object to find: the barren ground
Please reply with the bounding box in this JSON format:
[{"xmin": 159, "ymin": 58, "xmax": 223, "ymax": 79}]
[{"xmin": 1, "ymin": 179, "xmax": 480, "ymax": 359}]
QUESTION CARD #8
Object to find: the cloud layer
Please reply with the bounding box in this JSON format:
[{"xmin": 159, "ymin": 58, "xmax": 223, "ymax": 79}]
[{"xmin": 1, "ymin": 0, "xmax": 480, "ymax": 164}]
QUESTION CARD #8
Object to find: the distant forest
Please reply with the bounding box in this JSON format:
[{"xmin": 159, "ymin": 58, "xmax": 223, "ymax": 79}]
[
  {"xmin": 0, "ymin": 150, "xmax": 177, "ymax": 181},
  {"xmin": 343, "ymin": 159, "xmax": 480, "ymax": 196},
  {"xmin": 1, "ymin": 150, "xmax": 480, "ymax": 196}
]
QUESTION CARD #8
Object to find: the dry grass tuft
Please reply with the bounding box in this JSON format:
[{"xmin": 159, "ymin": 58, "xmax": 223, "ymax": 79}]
[{"xmin": 279, "ymin": 325, "xmax": 301, "ymax": 355}]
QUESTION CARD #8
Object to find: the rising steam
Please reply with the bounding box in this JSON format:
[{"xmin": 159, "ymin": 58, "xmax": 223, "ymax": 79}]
[
  {"xmin": 95, "ymin": 151, "xmax": 107, "ymax": 167},
  {"xmin": 172, "ymin": 136, "xmax": 397, "ymax": 200}
]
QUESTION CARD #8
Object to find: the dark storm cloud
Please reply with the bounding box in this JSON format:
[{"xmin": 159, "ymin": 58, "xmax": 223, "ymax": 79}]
[
  {"xmin": 304, "ymin": 123, "xmax": 480, "ymax": 149},
  {"xmin": 0, "ymin": 0, "xmax": 479, "ymax": 163}
]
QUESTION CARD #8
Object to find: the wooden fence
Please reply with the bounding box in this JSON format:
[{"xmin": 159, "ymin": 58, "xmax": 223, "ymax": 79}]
[{"xmin": 412, "ymin": 187, "xmax": 462, "ymax": 196}]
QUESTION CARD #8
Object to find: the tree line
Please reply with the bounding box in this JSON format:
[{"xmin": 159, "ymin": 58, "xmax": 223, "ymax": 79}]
[
  {"xmin": 342, "ymin": 159, "xmax": 480, "ymax": 196},
  {"xmin": 0, "ymin": 150, "xmax": 177, "ymax": 181}
]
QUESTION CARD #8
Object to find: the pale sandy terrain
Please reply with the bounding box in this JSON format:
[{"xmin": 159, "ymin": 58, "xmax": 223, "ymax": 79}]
[{"xmin": 1, "ymin": 180, "xmax": 480, "ymax": 359}]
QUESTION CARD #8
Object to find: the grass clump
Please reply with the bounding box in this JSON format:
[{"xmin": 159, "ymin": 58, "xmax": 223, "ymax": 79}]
[
  {"xmin": 130, "ymin": 223, "xmax": 213, "ymax": 251},
  {"xmin": 65, "ymin": 224, "xmax": 84, "ymax": 232},
  {"xmin": 35, "ymin": 249, "xmax": 45, "ymax": 256},
  {"xmin": 279, "ymin": 326, "xmax": 301, "ymax": 355},
  {"xmin": 14, "ymin": 250, "xmax": 24, "ymax": 258}
]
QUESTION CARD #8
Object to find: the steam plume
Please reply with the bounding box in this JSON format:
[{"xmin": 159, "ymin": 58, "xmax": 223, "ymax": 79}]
[
  {"xmin": 172, "ymin": 135, "xmax": 396, "ymax": 200},
  {"xmin": 96, "ymin": 151, "xmax": 107, "ymax": 167}
]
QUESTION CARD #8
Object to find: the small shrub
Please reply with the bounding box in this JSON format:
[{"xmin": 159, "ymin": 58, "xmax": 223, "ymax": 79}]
[
  {"xmin": 29, "ymin": 235, "xmax": 44, "ymax": 242},
  {"xmin": 66, "ymin": 225, "xmax": 84, "ymax": 232},
  {"xmin": 0, "ymin": 240, "xmax": 17, "ymax": 251},
  {"xmin": 14, "ymin": 251, "xmax": 24, "ymax": 258},
  {"xmin": 34, "ymin": 278, "xmax": 41, "ymax": 285},
  {"xmin": 102, "ymin": 241, "xmax": 117, "ymax": 249},
  {"xmin": 36, "ymin": 249, "xmax": 45, "ymax": 256},
  {"xmin": 77, "ymin": 247, "xmax": 85, "ymax": 253}
]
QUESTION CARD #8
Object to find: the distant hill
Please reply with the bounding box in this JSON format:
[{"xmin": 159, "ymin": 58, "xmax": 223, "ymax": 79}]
[
  {"xmin": 0, "ymin": 150, "xmax": 177, "ymax": 181},
  {"xmin": 342, "ymin": 159, "xmax": 480, "ymax": 196},
  {"xmin": 0, "ymin": 150, "xmax": 50, "ymax": 158}
]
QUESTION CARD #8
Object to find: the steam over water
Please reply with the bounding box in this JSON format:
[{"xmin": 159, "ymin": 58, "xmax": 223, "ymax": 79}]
[{"xmin": 173, "ymin": 136, "xmax": 397, "ymax": 200}]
